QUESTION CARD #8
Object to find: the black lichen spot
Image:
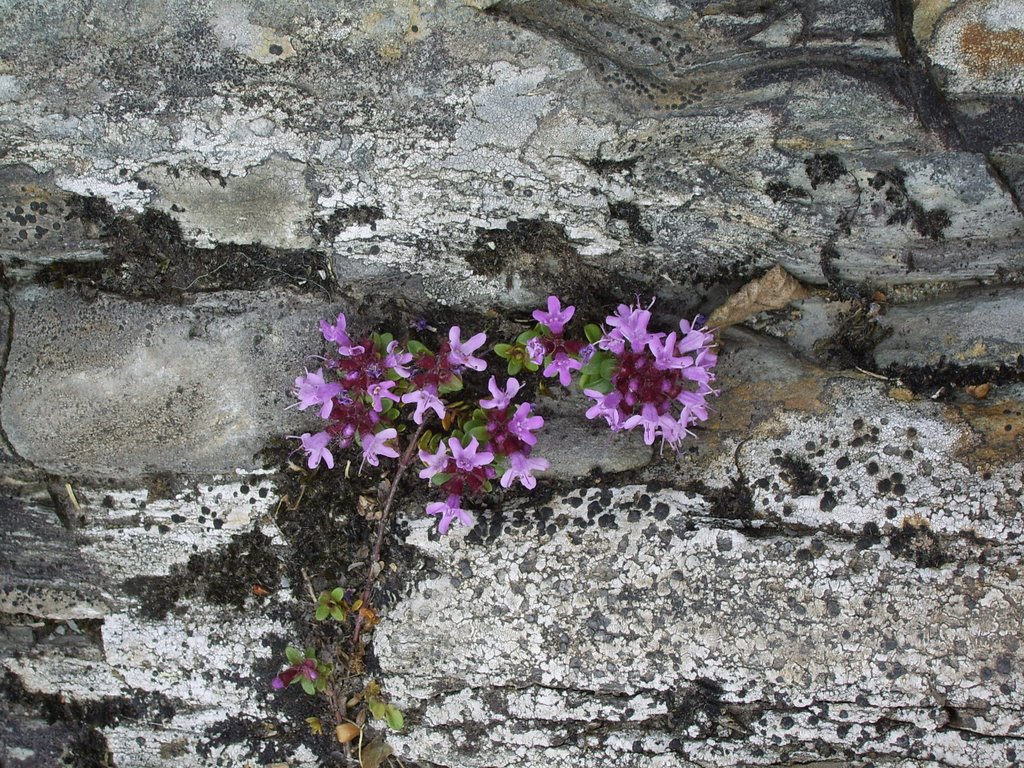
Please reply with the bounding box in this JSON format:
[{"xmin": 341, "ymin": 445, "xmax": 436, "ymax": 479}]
[
  {"xmin": 836, "ymin": 455, "xmax": 851, "ymax": 470},
  {"xmin": 857, "ymin": 521, "xmax": 882, "ymax": 550},
  {"xmin": 608, "ymin": 201, "xmax": 653, "ymax": 243},
  {"xmin": 667, "ymin": 678, "xmax": 724, "ymax": 737},
  {"xmin": 653, "ymin": 502, "xmax": 670, "ymax": 521},
  {"xmin": 776, "ymin": 454, "xmax": 828, "ymax": 495},
  {"xmin": 869, "ymin": 168, "xmax": 950, "ymax": 241},
  {"xmin": 819, "ymin": 491, "xmax": 838, "ymax": 512},
  {"xmin": 805, "ymin": 153, "xmax": 846, "ymax": 189},
  {"xmin": 315, "ymin": 205, "xmax": 384, "ymax": 243},
  {"xmin": 765, "ymin": 180, "xmax": 810, "ymax": 202},
  {"xmin": 888, "ymin": 519, "xmax": 946, "ymax": 568},
  {"xmin": 269, "ymin": 43, "xmax": 284, "ymax": 55}
]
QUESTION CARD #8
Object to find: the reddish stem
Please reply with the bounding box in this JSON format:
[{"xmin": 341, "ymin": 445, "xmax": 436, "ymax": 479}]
[{"xmin": 350, "ymin": 422, "xmax": 427, "ymax": 652}]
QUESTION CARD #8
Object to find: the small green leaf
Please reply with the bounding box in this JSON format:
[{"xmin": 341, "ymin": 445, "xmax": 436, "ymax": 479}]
[
  {"xmin": 331, "ymin": 587, "xmax": 345, "ymax": 601},
  {"xmin": 384, "ymin": 705, "xmax": 405, "ymax": 731},
  {"xmin": 494, "ymin": 343, "xmax": 513, "ymax": 358},
  {"xmin": 315, "ymin": 605, "xmax": 329, "ymax": 621},
  {"xmin": 368, "ymin": 698, "xmax": 386, "ymax": 721},
  {"xmin": 469, "ymin": 425, "xmax": 489, "ymax": 442},
  {"xmin": 407, "ymin": 340, "xmax": 429, "ymax": 354},
  {"xmin": 508, "ymin": 360, "xmax": 522, "ymax": 375},
  {"xmin": 301, "ymin": 677, "xmax": 316, "ymax": 695},
  {"xmin": 431, "ymin": 472, "xmax": 452, "ymax": 486},
  {"xmin": 600, "ymin": 358, "xmax": 617, "ymax": 378},
  {"xmin": 516, "ymin": 329, "xmax": 540, "ymax": 344},
  {"xmin": 330, "ymin": 606, "xmax": 346, "ymax": 622},
  {"xmin": 285, "ymin": 646, "xmax": 303, "ymax": 665},
  {"xmin": 584, "ymin": 323, "xmax": 603, "ymax": 343},
  {"xmin": 438, "ymin": 377, "xmax": 463, "ymax": 394}
]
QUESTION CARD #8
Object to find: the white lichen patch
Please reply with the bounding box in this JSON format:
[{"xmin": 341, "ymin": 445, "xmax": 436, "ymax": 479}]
[
  {"xmin": 375, "ymin": 479, "xmax": 1023, "ymax": 767},
  {"xmin": 737, "ymin": 379, "xmax": 1024, "ymax": 543},
  {"xmin": 78, "ymin": 478, "xmax": 278, "ymax": 581}
]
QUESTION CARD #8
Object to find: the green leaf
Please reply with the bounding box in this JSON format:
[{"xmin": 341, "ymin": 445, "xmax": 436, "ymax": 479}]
[
  {"xmin": 494, "ymin": 343, "xmax": 513, "ymax": 358},
  {"xmin": 469, "ymin": 425, "xmax": 489, "ymax": 442},
  {"xmin": 600, "ymin": 358, "xmax": 617, "ymax": 378},
  {"xmin": 584, "ymin": 323, "xmax": 604, "ymax": 343},
  {"xmin": 525, "ymin": 361, "xmax": 540, "ymax": 372},
  {"xmin": 407, "ymin": 340, "xmax": 429, "ymax": 354},
  {"xmin": 384, "ymin": 705, "xmax": 405, "ymax": 731},
  {"xmin": 285, "ymin": 646, "xmax": 303, "ymax": 665},
  {"xmin": 438, "ymin": 377, "xmax": 463, "ymax": 394},
  {"xmin": 330, "ymin": 606, "xmax": 346, "ymax": 622},
  {"xmin": 300, "ymin": 677, "xmax": 316, "ymax": 695},
  {"xmin": 508, "ymin": 360, "xmax": 522, "ymax": 375},
  {"xmin": 368, "ymin": 698, "xmax": 386, "ymax": 721},
  {"xmin": 516, "ymin": 329, "xmax": 540, "ymax": 344},
  {"xmin": 431, "ymin": 472, "xmax": 452, "ymax": 486},
  {"xmin": 331, "ymin": 587, "xmax": 345, "ymax": 601},
  {"xmin": 315, "ymin": 604, "xmax": 329, "ymax": 621}
]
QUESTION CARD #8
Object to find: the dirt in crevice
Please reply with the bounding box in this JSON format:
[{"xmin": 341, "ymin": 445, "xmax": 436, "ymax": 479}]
[{"xmin": 33, "ymin": 196, "xmax": 331, "ymax": 302}]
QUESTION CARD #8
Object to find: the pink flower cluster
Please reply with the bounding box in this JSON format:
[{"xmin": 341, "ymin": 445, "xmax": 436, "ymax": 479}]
[
  {"xmin": 290, "ymin": 312, "xmax": 548, "ymax": 534},
  {"xmin": 417, "ymin": 376, "xmax": 549, "ymax": 533},
  {"xmin": 584, "ymin": 303, "xmax": 717, "ymax": 448}
]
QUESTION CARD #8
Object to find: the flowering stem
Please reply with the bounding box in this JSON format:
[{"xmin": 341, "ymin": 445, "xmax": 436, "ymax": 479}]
[{"xmin": 350, "ymin": 422, "xmax": 427, "ymax": 654}]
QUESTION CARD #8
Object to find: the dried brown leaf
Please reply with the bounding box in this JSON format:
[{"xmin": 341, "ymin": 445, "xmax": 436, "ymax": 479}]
[
  {"xmin": 360, "ymin": 737, "xmax": 393, "ymax": 768},
  {"xmin": 707, "ymin": 264, "xmax": 809, "ymax": 330}
]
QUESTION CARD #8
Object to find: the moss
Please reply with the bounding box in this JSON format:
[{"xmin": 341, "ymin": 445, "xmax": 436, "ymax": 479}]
[
  {"xmin": 34, "ymin": 196, "xmax": 331, "ymax": 301},
  {"xmin": 804, "ymin": 153, "xmax": 847, "ymax": 189},
  {"xmin": 608, "ymin": 201, "xmax": 653, "ymax": 244}
]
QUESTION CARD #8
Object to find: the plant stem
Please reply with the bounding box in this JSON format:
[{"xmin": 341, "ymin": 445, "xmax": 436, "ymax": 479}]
[{"xmin": 350, "ymin": 422, "xmax": 426, "ymax": 652}]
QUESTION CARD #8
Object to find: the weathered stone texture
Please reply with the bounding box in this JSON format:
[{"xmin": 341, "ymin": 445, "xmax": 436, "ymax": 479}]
[{"xmin": 1, "ymin": 0, "xmax": 1023, "ymax": 766}]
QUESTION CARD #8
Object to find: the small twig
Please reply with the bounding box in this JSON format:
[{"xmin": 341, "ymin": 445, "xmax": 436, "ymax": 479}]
[
  {"xmin": 350, "ymin": 422, "xmax": 427, "ymax": 652},
  {"xmin": 301, "ymin": 568, "xmax": 318, "ymax": 603},
  {"xmin": 855, "ymin": 366, "xmax": 891, "ymax": 381}
]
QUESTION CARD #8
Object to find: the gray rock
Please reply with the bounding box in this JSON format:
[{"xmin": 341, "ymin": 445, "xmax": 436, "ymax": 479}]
[
  {"xmin": 2, "ymin": 286, "xmax": 328, "ymax": 476},
  {"xmin": 874, "ymin": 285, "xmax": 1024, "ymax": 368}
]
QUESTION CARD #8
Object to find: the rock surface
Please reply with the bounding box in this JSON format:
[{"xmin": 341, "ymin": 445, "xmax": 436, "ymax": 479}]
[{"xmin": 1, "ymin": 0, "xmax": 1023, "ymax": 767}]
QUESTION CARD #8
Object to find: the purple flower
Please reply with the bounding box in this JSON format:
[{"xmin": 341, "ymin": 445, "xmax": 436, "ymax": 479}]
[
  {"xmin": 500, "ymin": 452, "xmax": 550, "ymax": 490},
  {"xmin": 426, "ymin": 494, "xmax": 473, "ymax": 534},
  {"xmin": 508, "ymin": 403, "xmax": 544, "ymax": 446},
  {"xmin": 532, "ymin": 295, "xmax": 575, "ymax": 335},
  {"xmin": 402, "ymin": 385, "xmax": 445, "ymax": 424},
  {"xmin": 360, "ymin": 427, "xmax": 399, "ymax": 467},
  {"xmin": 602, "ymin": 303, "xmax": 657, "ymax": 353},
  {"xmin": 418, "ymin": 442, "xmax": 450, "ymax": 480},
  {"xmin": 384, "ymin": 340, "xmax": 413, "ymax": 378},
  {"xmin": 623, "ymin": 403, "xmax": 665, "ymax": 445},
  {"xmin": 480, "ymin": 376, "xmax": 521, "ymax": 410},
  {"xmin": 292, "ymin": 369, "xmax": 344, "ymax": 418},
  {"xmin": 447, "ymin": 326, "xmax": 488, "ymax": 371},
  {"xmin": 295, "ymin": 431, "xmax": 335, "ymax": 470},
  {"xmin": 272, "ymin": 658, "xmax": 318, "ymax": 690},
  {"xmin": 525, "ymin": 337, "xmax": 546, "ymax": 365},
  {"xmin": 583, "ymin": 389, "xmax": 624, "ymax": 430},
  {"xmin": 366, "ymin": 379, "xmax": 400, "ymax": 412},
  {"xmin": 319, "ymin": 312, "xmax": 364, "ymax": 356},
  {"xmin": 543, "ymin": 352, "xmax": 581, "ymax": 387},
  {"xmin": 449, "ymin": 436, "xmax": 494, "ymax": 472},
  {"xmin": 648, "ymin": 332, "xmax": 688, "ymax": 371}
]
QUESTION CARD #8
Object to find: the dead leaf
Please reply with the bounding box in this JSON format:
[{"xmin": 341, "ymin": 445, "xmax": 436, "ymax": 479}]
[
  {"xmin": 966, "ymin": 383, "xmax": 991, "ymax": 399},
  {"xmin": 357, "ymin": 495, "xmax": 383, "ymax": 520},
  {"xmin": 889, "ymin": 387, "xmax": 916, "ymax": 402},
  {"xmin": 707, "ymin": 264, "xmax": 809, "ymax": 330},
  {"xmin": 360, "ymin": 737, "xmax": 393, "ymax": 768},
  {"xmin": 335, "ymin": 722, "xmax": 361, "ymax": 744}
]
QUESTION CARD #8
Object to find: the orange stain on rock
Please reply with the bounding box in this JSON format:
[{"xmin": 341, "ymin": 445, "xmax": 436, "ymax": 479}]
[{"xmin": 960, "ymin": 22, "xmax": 1024, "ymax": 75}]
